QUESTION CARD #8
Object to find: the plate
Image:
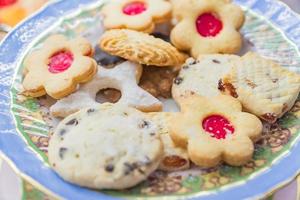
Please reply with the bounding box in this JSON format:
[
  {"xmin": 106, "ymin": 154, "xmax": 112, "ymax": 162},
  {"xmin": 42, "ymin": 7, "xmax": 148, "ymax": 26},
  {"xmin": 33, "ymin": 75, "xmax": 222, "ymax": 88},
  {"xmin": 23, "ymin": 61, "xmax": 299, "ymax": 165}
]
[{"xmin": 1, "ymin": 0, "xmax": 300, "ymax": 199}]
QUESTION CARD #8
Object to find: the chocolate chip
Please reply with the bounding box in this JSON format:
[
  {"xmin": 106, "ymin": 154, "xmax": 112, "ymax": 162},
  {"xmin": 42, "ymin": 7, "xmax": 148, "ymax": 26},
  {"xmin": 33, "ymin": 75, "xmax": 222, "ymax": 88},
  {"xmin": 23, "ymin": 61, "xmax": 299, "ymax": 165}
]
[
  {"xmin": 212, "ymin": 59, "xmax": 220, "ymax": 64},
  {"xmin": 182, "ymin": 65, "xmax": 189, "ymax": 69},
  {"xmin": 87, "ymin": 108, "xmax": 95, "ymax": 114},
  {"xmin": 123, "ymin": 112, "xmax": 128, "ymax": 116},
  {"xmin": 59, "ymin": 129, "xmax": 67, "ymax": 136},
  {"xmin": 124, "ymin": 162, "xmax": 135, "ymax": 175},
  {"xmin": 272, "ymin": 78, "xmax": 279, "ymax": 83},
  {"xmin": 59, "ymin": 147, "xmax": 68, "ymax": 159},
  {"xmin": 138, "ymin": 168, "xmax": 145, "ymax": 174},
  {"xmin": 105, "ymin": 164, "xmax": 114, "ymax": 172},
  {"xmin": 191, "ymin": 60, "xmax": 198, "ymax": 65},
  {"xmin": 174, "ymin": 77, "xmax": 183, "ymax": 85},
  {"xmin": 150, "ymin": 132, "xmax": 156, "ymax": 136},
  {"xmin": 139, "ymin": 120, "xmax": 150, "ymax": 129},
  {"xmin": 66, "ymin": 118, "xmax": 78, "ymax": 126}
]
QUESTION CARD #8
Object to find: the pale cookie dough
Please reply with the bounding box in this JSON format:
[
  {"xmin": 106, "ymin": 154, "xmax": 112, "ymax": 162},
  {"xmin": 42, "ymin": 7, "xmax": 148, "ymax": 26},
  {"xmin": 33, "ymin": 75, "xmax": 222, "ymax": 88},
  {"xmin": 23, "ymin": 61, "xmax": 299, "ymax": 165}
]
[
  {"xmin": 100, "ymin": 29, "xmax": 187, "ymax": 67},
  {"xmin": 48, "ymin": 103, "xmax": 163, "ymax": 189},
  {"xmin": 219, "ymin": 52, "xmax": 300, "ymax": 123},
  {"xmin": 101, "ymin": 0, "xmax": 172, "ymax": 33},
  {"xmin": 170, "ymin": 94, "xmax": 262, "ymax": 167},
  {"xmin": 50, "ymin": 61, "xmax": 162, "ymax": 117},
  {"xmin": 148, "ymin": 112, "xmax": 190, "ymax": 172},
  {"xmin": 170, "ymin": 0, "xmax": 244, "ymax": 57},
  {"xmin": 22, "ymin": 34, "xmax": 97, "ymax": 99},
  {"xmin": 172, "ymin": 55, "xmax": 239, "ymax": 102}
]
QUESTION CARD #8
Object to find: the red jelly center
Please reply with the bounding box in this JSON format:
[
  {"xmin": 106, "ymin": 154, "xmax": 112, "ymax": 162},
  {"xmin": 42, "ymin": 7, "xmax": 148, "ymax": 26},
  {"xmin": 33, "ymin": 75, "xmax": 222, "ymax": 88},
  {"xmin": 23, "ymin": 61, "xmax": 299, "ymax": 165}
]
[
  {"xmin": 48, "ymin": 51, "xmax": 74, "ymax": 74},
  {"xmin": 123, "ymin": 2, "xmax": 147, "ymax": 16},
  {"xmin": 0, "ymin": 0, "xmax": 17, "ymax": 7},
  {"xmin": 202, "ymin": 115, "xmax": 234, "ymax": 140},
  {"xmin": 196, "ymin": 13, "xmax": 223, "ymax": 37}
]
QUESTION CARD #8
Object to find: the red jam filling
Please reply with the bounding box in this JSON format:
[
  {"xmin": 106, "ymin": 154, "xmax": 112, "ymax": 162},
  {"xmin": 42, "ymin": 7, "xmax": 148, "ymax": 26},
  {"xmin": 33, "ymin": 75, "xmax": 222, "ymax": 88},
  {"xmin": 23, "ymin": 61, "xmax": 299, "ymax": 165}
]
[
  {"xmin": 0, "ymin": 0, "xmax": 17, "ymax": 7},
  {"xmin": 202, "ymin": 115, "xmax": 234, "ymax": 139},
  {"xmin": 123, "ymin": 2, "xmax": 147, "ymax": 16},
  {"xmin": 195, "ymin": 13, "xmax": 223, "ymax": 37},
  {"xmin": 48, "ymin": 51, "xmax": 74, "ymax": 74}
]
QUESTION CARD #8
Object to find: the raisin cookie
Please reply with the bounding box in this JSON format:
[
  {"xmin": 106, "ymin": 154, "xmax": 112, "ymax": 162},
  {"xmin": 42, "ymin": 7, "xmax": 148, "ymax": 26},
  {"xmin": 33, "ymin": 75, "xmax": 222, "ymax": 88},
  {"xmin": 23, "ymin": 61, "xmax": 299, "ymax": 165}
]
[
  {"xmin": 170, "ymin": 0, "xmax": 244, "ymax": 57},
  {"xmin": 172, "ymin": 55, "xmax": 239, "ymax": 102},
  {"xmin": 170, "ymin": 94, "xmax": 262, "ymax": 167},
  {"xmin": 219, "ymin": 52, "xmax": 300, "ymax": 123},
  {"xmin": 101, "ymin": 0, "xmax": 172, "ymax": 33},
  {"xmin": 50, "ymin": 61, "xmax": 162, "ymax": 117},
  {"xmin": 100, "ymin": 29, "xmax": 188, "ymax": 67},
  {"xmin": 48, "ymin": 103, "xmax": 163, "ymax": 190},
  {"xmin": 22, "ymin": 34, "xmax": 97, "ymax": 99}
]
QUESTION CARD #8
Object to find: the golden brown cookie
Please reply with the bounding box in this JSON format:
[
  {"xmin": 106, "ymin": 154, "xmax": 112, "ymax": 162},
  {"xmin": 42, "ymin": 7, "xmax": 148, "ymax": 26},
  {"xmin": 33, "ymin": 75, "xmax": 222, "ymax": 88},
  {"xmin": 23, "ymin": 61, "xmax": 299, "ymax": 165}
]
[
  {"xmin": 170, "ymin": 0, "xmax": 244, "ymax": 58},
  {"xmin": 100, "ymin": 29, "xmax": 188, "ymax": 67},
  {"xmin": 22, "ymin": 34, "xmax": 97, "ymax": 99},
  {"xmin": 170, "ymin": 94, "xmax": 262, "ymax": 167},
  {"xmin": 101, "ymin": 0, "xmax": 172, "ymax": 33},
  {"xmin": 219, "ymin": 52, "xmax": 300, "ymax": 123}
]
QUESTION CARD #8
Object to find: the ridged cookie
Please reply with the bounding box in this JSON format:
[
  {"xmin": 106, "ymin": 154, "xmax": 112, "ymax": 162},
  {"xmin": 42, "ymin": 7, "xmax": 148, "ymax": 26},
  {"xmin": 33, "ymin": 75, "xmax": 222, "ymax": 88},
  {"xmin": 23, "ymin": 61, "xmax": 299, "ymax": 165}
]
[
  {"xmin": 148, "ymin": 112, "xmax": 190, "ymax": 172},
  {"xmin": 100, "ymin": 29, "xmax": 188, "ymax": 67},
  {"xmin": 48, "ymin": 103, "xmax": 163, "ymax": 190},
  {"xmin": 172, "ymin": 55, "xmax": 239, "ymax": 102},
  {"xmin": 219, "ymin": 52, "xmax": 300, "ymax": 123}
]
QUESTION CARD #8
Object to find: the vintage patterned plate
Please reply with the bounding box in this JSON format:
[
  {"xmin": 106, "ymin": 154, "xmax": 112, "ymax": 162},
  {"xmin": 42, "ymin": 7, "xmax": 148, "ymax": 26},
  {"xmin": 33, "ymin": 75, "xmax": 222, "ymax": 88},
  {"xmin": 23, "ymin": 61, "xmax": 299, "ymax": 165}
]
[{"xmin": 1, "ymin": 0, "xmax": 300, "ymax": 199}]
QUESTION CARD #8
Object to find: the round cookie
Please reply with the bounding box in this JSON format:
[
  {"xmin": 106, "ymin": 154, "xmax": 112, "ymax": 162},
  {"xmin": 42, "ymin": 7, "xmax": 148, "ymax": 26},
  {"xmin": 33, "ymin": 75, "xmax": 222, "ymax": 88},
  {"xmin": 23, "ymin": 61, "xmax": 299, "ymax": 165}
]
[
  {"xmin": 172, "ymin": 54, "xmax": 239, "ymax": 102},
  {"xmin": 48, "ymin": 103, "xmax": 163, "ymax": 190}
]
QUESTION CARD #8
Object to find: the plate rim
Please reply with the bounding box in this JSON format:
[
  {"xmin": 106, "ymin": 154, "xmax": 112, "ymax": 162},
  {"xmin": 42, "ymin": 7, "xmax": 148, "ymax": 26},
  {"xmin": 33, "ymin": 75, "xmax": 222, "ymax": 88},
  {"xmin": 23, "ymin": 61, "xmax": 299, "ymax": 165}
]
[{"xmin": 0, "ymin": 0, "xmax": 300, "ymax": 199}]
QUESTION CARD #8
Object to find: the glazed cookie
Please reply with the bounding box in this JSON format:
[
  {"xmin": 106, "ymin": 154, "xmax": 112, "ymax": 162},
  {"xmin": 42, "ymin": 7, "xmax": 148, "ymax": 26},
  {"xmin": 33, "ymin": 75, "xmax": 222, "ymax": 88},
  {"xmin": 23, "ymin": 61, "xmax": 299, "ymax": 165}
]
[
  {"xmin": 148, "ymin": 112, "xmax": 190, "ymax": 171},
  {"xmin": 172, "ymin": 55, "xmax": 239, "ymax": 101},
  {"xmin": 170, "ymin": 94, "xmax": 262, "ymax": 167},
  {"xmin": 22, "ymin": 34, "xmax": 97, "ymax": 99},
  {"xmin": 219, "ymin": 52, "xmax": 300, "ymax": 123},
  {"xmin": 50, "ymin": 61, "xmax": 162, "ymax": 118},
  {"xmin": 170, "ymin": 0, "xmax": 244, "ymax": 57},
  {"xmin": 48, "ymin": 103, "xmax": 163, "ymax": 190},
  {"xmin": 101, "ymin": 0, "xmax": 172, "ymax": 33},
  {"xmin": 100, "ymin": 29, "xmax": 187, "ymax": 67}
]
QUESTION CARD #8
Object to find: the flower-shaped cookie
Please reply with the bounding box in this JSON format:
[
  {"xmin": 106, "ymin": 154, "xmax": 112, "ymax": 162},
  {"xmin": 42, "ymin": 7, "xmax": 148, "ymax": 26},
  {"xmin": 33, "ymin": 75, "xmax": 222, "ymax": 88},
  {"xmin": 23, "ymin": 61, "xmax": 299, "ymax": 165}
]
[
  {"xmin": 170, "ymin": 94, "xmax": 262, "ymax": 167},
  {"xmin": 170, "ymin": 0, "xmax": 245, "ymax": 58},
  {"xmin": 101, "ymin": 0, "xmax": 172, "ymax": 33},
  {"xmin": 22, "ymin": 34, "xmax": 97, "ymax": 99}
]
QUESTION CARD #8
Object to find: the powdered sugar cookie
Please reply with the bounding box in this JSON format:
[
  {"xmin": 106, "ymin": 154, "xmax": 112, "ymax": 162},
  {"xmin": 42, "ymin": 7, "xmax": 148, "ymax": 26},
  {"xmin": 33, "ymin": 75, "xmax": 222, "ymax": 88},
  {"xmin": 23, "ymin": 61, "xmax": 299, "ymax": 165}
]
[
  {"xmin": 170, "ymin": 94, "xmax": 262, "ymax": 167},
  {"xmin": 148, "ymin": 112, "xmax": 190, "ymax": 172},
  {"xmin": 48, "ymin": 103, "xmax": 163, "ymax": 189},
  {"xmin": 100, "ymin": 29, "xmax": 188, "ymax": 67},
  {"xmin": 172, "ymin": 55, "xmax": 239, "ymax": 102},
  {"xmin": 170, "ymin": 0, "xmax": 244, "ymax": 57},
  {"xmin": 101, "ymin": 0, "xmax": 172, "ymax": 33},
  {"xmin": 50, "ymin": 61, "xmax": 162, "ymax": 117},
  {"xmin": 219, "ymin": 52, "xmax": 300, "ymax": 123},
  {"xmin": 22, "ymin": 34, "xmax": 97, "ymax": 99}
]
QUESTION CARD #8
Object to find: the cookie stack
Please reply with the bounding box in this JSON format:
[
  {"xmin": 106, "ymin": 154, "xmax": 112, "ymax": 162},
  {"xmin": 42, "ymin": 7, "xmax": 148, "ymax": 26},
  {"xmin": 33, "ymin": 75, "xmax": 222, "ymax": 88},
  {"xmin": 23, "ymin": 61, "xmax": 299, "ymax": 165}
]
[{"xmin": 21, "ymin": 0, "xmax": 300, "ymax": 190}]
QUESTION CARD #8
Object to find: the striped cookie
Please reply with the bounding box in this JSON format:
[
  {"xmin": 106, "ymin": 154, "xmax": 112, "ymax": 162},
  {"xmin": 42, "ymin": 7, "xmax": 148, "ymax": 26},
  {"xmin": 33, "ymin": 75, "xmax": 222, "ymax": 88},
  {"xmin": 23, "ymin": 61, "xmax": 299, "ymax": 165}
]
[{"xmin": 219, "ymin": 52, "xmax": 300, "ymax": 123}]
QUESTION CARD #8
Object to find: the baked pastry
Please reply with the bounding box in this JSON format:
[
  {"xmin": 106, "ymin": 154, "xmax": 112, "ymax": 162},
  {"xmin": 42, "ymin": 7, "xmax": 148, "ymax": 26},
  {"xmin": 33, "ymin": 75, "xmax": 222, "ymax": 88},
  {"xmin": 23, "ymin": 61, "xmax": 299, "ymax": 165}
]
[
  {"xmin": 50, "ymin": 61, "xmax": 162, "ymax": 118},
  {"xmin": 22, "ymin": 34, "xmax": 97, "ymax": 99},
  {"xmin": 100, "ymin": 29, "xmax": 188, "ymax": 67},
  {"xmin": 172, "ymin": 54, "xmax": 239, "ymax": 102},
  {"xmin": 101, "ymin": 0, "xmax": 172, "ymax": 33},
  {"xmin": 219, "ymin": 52, "xmax": 300, "ymax": 123},
  {"xmin": 170, "ymin": 0, "xmax": 244, "ymax": 57},
  {"xmin": 48, "ymin": 103, "xmax": 163, "ymax": 189},
  {"xmin": 170, "ymin": 94, "xmax": 262, "ymax": 167},
  {"xmin": 148, "ymin": 112, "xmax": 190, "ymax": 171}
]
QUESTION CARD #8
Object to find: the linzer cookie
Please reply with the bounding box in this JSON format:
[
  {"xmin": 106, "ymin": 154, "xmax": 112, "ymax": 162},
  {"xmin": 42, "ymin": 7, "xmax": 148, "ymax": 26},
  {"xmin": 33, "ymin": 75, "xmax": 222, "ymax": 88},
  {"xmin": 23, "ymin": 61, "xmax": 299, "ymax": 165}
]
[
  {"xmin": 101, "ymin": 0, "xmax": 172, "ymax": 33},
  {"xmin": 170, "ymin": 0, "xmax": 244, "ymax": 57},
  {"xmin": 148, "ymin": 112, "xmax": 190, "ymax": 171},
  {"xmin": 100, "ymin": 29, "xmax": 188, "ymax": 67},
  {"xmin": 48, "ymin": 103, "xmax": 163, "ymax": 190},
  {"xmin": 172, "ymin": 55, "xmax": 239, "ymax": 102},
  {"xmin": 50, "ymin": 61, "xmax": 162, "ymax": 118},
  {"xmin": 170, "ymin": 94, "xmax": 262, "ymax": 167},
  {"xmin": 219, "ymin": 52, "xmax": 300, "ymax": 123},
  {"xmin": 22, "ymin": 34, "xmax": 97, "ymax": 99}
]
